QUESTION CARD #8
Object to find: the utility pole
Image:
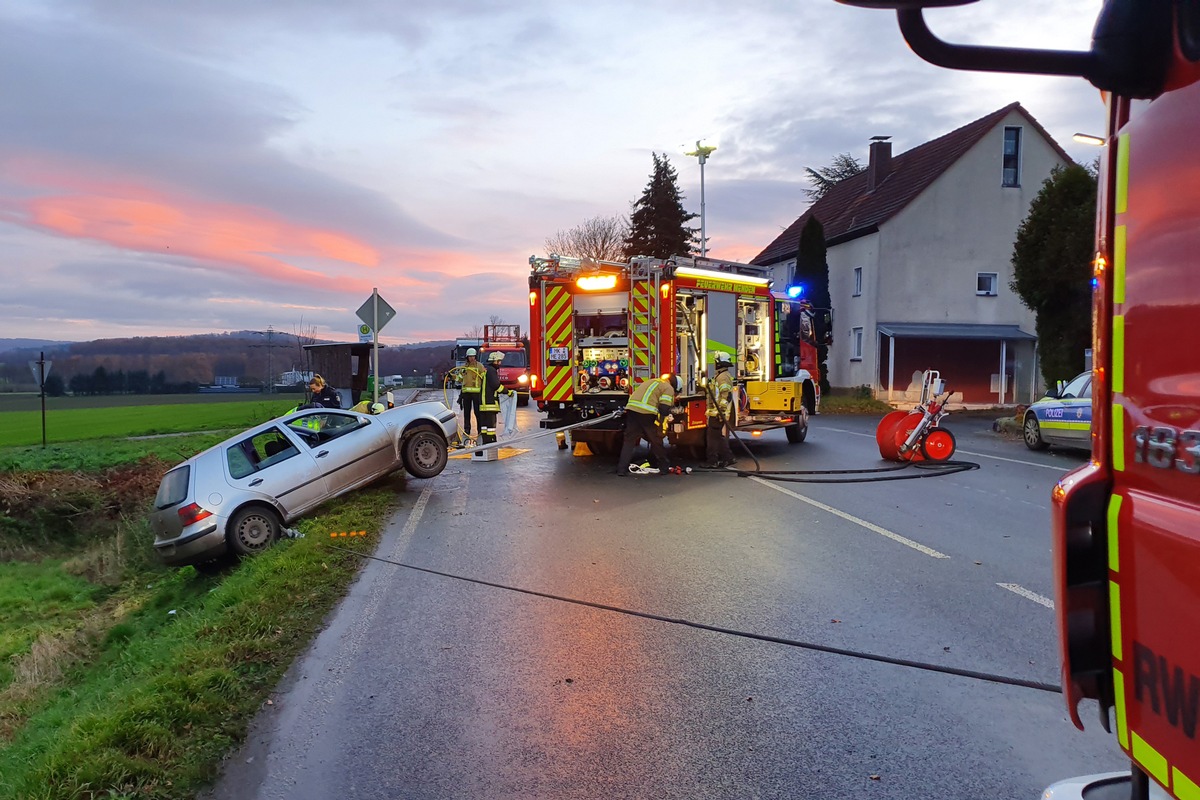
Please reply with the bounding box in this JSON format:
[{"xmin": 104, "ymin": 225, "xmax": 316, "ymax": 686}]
[{"xmin": 685, "ymin": 140, "xmax": 717, "ymax": 257}]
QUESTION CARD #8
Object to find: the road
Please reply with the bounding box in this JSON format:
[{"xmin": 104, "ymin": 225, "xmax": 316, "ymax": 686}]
[{"xmin": 207, "ymin": 406, "xmax": 1125, "ymax": 800}]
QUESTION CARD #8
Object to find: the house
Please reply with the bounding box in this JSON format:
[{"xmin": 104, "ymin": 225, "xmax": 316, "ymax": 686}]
[{"xmin": 751, "ymin": 102, "xmax": 1073, "ymax": 405}]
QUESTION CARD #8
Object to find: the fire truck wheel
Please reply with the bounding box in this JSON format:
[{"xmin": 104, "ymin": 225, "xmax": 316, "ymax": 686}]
[
  {"xmin": 785, "ymin": 420, "xmax": 807, "ymax": 443},
  {"xmin": 920, "ymin": 427, "xmax": 956, "ymax": 461},
  {"xmin": 517, "ymin": 394, "xmax": 529, "ymax": 407},
  {"xmin": 401, "ymin": 427, "xmax": 449, "ymax": 479},
  {"xmin": 802, "ymin": 381, "xmax": 816, "ymax": 415}
]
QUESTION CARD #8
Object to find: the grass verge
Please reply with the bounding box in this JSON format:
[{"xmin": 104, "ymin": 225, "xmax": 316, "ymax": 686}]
[{"xmin": 0, "ymin": 470, "xmax": 404, "ymax": 799}]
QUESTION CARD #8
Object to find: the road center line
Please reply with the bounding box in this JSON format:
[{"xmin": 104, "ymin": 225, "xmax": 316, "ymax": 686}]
[
  {"xmin": 819, "ymin": 426, "xmax": 1073, "ymax": 471},
  {"xmin": 748, "ymin": 476, "xmax": 950, "ymax": 559},
  {"xmin": 997, "ymin": 583, "xmax": 1055, "ymax": 608}
]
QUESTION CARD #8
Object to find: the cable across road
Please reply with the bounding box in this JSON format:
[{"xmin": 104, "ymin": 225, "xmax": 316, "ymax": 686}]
[{"xmin": 327, "ymin": 544, "xmax": 1062, "ymax": 695}]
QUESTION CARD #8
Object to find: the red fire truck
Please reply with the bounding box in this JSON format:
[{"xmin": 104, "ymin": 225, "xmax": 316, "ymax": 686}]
[
  {"xmin": 842, "ymin": 2, "xmax": 1200, "ymax": 798},
  {"xmin": 527, "ymin": 254, "xmax": 829, "ymax": 459},
  {"xmin": 481, "ymin": 324, "xmax": 532, "ymax": 407}
]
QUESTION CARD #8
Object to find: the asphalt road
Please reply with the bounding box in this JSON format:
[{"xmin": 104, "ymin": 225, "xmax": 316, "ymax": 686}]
[{"xmin": 206, "ymin": 407, "xmax": 1126, "ymax": 800}]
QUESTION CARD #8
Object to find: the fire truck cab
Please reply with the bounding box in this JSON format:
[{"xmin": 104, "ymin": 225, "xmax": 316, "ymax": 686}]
[
  {"xmin": 482, "ymin": 324, "xmax": 531, "ymax": 407},
  {"xmin": 528, "ymin": 254, "xmax": 823, "ymax": 460}
]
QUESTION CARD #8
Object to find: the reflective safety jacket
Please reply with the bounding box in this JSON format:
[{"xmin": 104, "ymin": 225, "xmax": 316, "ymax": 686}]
[
  {"xmin": 460, "ymin": 361, "xmax": 486, "ymax": 393},
  {"xmin": 480, "ymin": 364, "xmax": 508, "ymax": 411},
  {"xmin": 707, "ymin": 367, "xmax": 734, "ymax": 418},
  {"xmin": 625, "ymin": 377, "xmax": 675, "ymax": 418}
]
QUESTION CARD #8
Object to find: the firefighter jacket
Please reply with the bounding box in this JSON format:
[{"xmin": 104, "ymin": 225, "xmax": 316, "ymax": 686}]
[
  {"xmin": 625, "ymin": 377, "xmax": 675, "ymax": 419},
  {"xmin": 460, "ymin": 361, "xmax": 486, "ymax": 393},
  {"xmin": 707, "ymin": 367, "xmax": 734, "ymax": 418},
  {"xmin": 480, "ymin": 364, "xmax": 508, "ymax": 411}
]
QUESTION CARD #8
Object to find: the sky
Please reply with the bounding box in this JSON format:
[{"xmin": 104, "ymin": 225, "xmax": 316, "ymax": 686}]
[{"xmin": 0, "ymin": 0, "xmax": 1106, "ymax": 347}]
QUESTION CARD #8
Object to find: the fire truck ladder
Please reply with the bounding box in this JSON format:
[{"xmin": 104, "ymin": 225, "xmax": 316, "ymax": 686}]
[{"xmin": 628, "ymin": 260, "xmax": 662, "ymax": 387}]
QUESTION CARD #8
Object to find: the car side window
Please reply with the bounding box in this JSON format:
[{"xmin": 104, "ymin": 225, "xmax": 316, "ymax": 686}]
[
  {"xmin": 1080, "ymin": 379, "xmax": 1093, "ymax": 400},
  {"xmin": 228, "ymin": 430, "xmax": 302, "ymax": 477},
  {"xmin": 1059, "ymin": 373, "xmax": 1090, "ymax": 399},
  {"xmin": 287, "ymin": 412, "xmax": 365, "ymax": 447}
]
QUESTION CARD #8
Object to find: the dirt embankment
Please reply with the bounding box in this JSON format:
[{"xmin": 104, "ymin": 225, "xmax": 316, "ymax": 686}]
[{"xmin": 0, "ymin": 457, "xmax": 169, "ymax": 561}]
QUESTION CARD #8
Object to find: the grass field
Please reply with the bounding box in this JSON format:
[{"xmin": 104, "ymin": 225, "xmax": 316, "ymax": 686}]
[{"xmin": 0, "ymin": 397, "xmax": 299, "ymax": 448}]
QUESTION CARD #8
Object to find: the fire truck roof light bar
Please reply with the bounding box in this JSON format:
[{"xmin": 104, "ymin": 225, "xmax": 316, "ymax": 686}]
[
  {"xmin": 576, "ymin": 275, "xmax": 619, "ymax": 291},
  {"xmin": 673, "ymin": 265, "xmax": 771, "ymax": 286}
]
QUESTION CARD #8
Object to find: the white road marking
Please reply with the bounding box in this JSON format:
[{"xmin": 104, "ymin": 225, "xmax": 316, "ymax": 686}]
[
  {"xmin": 819, "ymin": 426, "xmax": 1073, "ymax": 471},
  {"xmin": 748, "ymin": 476, "xmax": 950, "ymax": 559},
  {"xmin": 997, "ymin": 583, "xmax": 1055, "ymax": 609}
]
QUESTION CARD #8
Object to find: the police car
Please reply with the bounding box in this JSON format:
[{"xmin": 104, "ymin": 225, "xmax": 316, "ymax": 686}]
[{"xmin": 1022, "ymin": 371, "xmax": 1092, "ymax": 451}]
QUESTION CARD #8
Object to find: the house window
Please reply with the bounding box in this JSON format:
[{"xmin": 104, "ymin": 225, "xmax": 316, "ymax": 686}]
[
  {"xmin": 977, "ymin": 272, "xmax": 998, "ymax": 296},
  {"xmin": 853, "ymin": 267, "xmax": 862, "ymax": 297},
  {"xmin": 851, "ymin": 327, "xmax": 863, "ymax": 361},
  {"xmin": 1002, "ymin": 126, "xmax": 1022, "ymax": 187}
]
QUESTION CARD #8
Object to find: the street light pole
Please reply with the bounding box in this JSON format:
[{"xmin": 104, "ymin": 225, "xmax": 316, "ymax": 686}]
[{"xmin": 685, "ymin": 140, "xmax": 716, "ymax": 257}]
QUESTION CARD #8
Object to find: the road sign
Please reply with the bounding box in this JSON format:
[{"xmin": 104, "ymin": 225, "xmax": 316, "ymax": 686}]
[
  {"xmin": 28, "ymin": 360, "xmax": 51, "ymax": 384},
  {"xmin": 356, "ymin": 292, "xmax": 396, "ymax": 333},
  {"xmin": 357, "ymin": 323, "xmax": 372, "ymax": 343}
]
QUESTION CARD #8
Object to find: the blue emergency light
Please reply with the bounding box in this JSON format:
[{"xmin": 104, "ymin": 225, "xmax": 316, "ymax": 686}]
[{"xmin": 786, "ymin": 284, "xmax": 805, "ymax": 299}]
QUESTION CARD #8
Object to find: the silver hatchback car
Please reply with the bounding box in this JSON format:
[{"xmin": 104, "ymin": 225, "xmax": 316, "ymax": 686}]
[{"xmin": 149, "ymin": 401, "xmax": 457, "ymax": 568}]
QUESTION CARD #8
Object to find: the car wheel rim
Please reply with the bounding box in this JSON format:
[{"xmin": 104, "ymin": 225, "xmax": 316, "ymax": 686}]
[
  {"xmin": 413, "ymin": 436, "xmax": 439, "ymax": 470},
  {"xmin": 1024, "ymin": 418, "xmax": 1040, "ymax": 446},
  {"xmin": 236, "ymin": 513, "xmax": 274, "ymax": 551}
]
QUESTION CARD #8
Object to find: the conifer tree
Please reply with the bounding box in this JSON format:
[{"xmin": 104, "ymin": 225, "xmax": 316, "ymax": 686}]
[
  {"xmin": 795, "ymin": 216, "xmax": 832, "ymax": 394},
  {"xmin": 623, "ymin": 153, "xmax": 698, "ymax": 259}
]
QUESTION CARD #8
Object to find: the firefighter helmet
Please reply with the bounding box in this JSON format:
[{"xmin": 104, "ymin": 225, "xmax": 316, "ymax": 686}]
[
  {"xmin": 466, "ymin": 348, "xmax": 477, "ymax": 357},
  {"xmin": 669, "ymin": 374, "xmax": 683, "ymax": 393},
  {"xmin": 370, "ymin": 402, "xmax": 385, "ymax": 414},
  {"xmin": 488, "ymin": 351, "xmax": 504, "ymax": 363},
  {"xmin": 714, "ymin": 352, "xmax": 733, "ymax": 366}
]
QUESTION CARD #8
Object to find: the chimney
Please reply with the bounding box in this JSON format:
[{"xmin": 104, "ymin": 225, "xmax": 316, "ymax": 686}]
[{"xmin": 867, "ymin": 135, "xmax": 892, "ymax": 191}]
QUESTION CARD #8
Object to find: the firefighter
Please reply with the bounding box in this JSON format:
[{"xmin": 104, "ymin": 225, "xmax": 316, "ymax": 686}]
[
  {"xmin": 459, "ymin": 348, "xmax": 486, "ymax": 438},
  {"xmin": 705, "ymin": 352, "xmax": 738, "ymax": 468},
  {"xmin": 616, "ymin": 374, "xmax": 681, "ymax": 476},
  {"xmin": 479, "ymin": 351, "xmax": 512, "ymax": 445}
]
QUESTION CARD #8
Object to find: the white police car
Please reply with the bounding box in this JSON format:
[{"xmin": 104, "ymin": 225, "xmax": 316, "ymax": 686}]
[{"xmin": 1023, "ymin": 371, "xmax": 1092, "ymax": 451}]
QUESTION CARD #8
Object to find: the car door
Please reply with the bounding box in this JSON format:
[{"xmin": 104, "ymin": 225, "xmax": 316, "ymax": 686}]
[
  {"xmin": 223, "ymin": 426, "xmax": 329, "ymax": 517},
  {"xmin": 285, "ymin": 411, "xmax": 396, "ymax": 497},
  {"xmin": 1038, "ymin": 372, "xmax": 1092, "ymax": 447}
]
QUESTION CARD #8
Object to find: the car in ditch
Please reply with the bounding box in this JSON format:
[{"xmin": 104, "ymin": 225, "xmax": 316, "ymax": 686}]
[
  {"xmin": 1022, "ymin": 371, "xmax": 1092, "ymax": 451},
  {"xmin": 149, "ymin": 401, "xmax": 457, "ymax": 568}
]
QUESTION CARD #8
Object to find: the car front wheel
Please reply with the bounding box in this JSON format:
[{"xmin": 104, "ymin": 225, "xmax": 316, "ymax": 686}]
[
  {"xmin": 402, "ymin": 427, "xmax": 449, "ymax": 478},
  {"xmin": 227, "ymin": 506, "xmax": 282, "ymax": 557},
  {"xmin": 1023, "ymin": 414, "xmax": 1049, "ymax": 451}
]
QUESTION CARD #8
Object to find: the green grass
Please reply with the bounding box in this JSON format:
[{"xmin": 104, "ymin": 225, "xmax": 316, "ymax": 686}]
[
  {"xmin": 820, "ymin": 394, "xmax": 893, "ymax": 414},
  {"xmin": 0, "ymin": 485, "xmax": 401, "ymax": 799},
  {"xmin": 0, "ymin": 400, "xmax": 297, "ymax": 448},
  {"xmin": 0, "ymin": 433, "xmax": 230, "ymax": 472}
]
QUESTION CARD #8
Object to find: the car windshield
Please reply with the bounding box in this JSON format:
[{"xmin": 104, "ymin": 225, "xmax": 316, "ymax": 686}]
[
  {"xmin": 485, "ymin": 349, "xmax": 528, "ymax": 368},
  {"xmin": 1058, "ymin": 373, "xmax": 1090, "ymax": 399}
]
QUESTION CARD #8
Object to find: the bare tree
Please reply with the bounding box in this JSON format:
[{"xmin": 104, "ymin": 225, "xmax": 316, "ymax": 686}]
[
  {"xmin": 461, "ymin": 324, "xmax": 483, "ymax": 338},
  {"xmin": 291, "ymin": 318, "xmax": 319, "ymax": 370},
  {"xmin": 544, "ymin": 214, "xmax": 630, "ymax": 261},
  {"xmin": 487, "ymin": 314, "xmax": 506, "ymax": 327}
]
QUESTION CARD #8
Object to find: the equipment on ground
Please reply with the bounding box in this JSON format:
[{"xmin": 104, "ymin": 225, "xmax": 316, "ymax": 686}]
[
  {"xmin": 875, "ymin": 370, "xmax": 956, "ymax": 462},
  {"xmin": 527, "ymin": 254, "xmax": 828, "ymax": 462},
  {"xmin": 849, "ymin": 2, "xmax": 1200, "ymax": 798}
]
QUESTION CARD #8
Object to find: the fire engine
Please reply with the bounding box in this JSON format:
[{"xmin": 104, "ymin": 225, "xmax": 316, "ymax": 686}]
[
  {"xmin": 527, "ymin": 254, "xmax": 830, "ymax": 460},
  {"xmin": 842, "ymin": 1, "xmax": 1200, "ymax": 798},
  {"xmin": 481, "ymin": 324, "xmax": 532, "ymax": 407}
]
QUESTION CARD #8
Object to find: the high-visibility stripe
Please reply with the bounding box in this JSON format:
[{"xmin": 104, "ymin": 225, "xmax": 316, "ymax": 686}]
[
  {"xmin": 1132, "ymin": 732, "xmax": 1169, "ymax": 788},
  {"xmin": 1113, "ymin": 315, "xmax": 1125, "ymax": 394},
  {"xmin": 542, "ymin": 285, "xmax": 574, "ymax": 402},
  {"xmin": 1114, "ymin": 668, "xmax": 1129, "ymax": 750},
  {"xmin": 1109, "ymin": 580, "xmax": 1123, "ymax": 662},
  {"xmin": 1040, "ymin": 421, "xmax": 1090, "ymax": 432},
  {"xmin": 1107, "ymin": 493, "xmax": 1122, "ymax": 574},
  {"xmin": 1113, "ymin": 402, "xmax": 1125, "ymax": 472},
  {"xmin": 1113, "ymin": 225, "xmax": 1127, "ymax": 305},
  {"xmin": 1173, "ymin": 767, "xmax": 1200, "ymax": 800},
  {"xmin": 1115, "ymin": 133, "xmax": 1130, "ymax": 215}
]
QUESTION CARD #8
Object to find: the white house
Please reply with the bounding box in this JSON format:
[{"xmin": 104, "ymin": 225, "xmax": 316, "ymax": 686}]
[{"xmin": 752, "ymin": 102, "xmax": 1073, "ymax": 404}]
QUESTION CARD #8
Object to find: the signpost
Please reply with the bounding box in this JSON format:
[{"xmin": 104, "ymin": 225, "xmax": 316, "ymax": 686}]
[
  {"xmin": 28, "ymin": 352, "xmax": 50, "ymax": 448},
  {"xmin": 356, "ymin": 290, "xmax": 396, "ymax": 404}
]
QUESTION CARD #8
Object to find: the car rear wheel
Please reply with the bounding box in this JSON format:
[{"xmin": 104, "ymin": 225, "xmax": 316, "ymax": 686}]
[
  {"xmin": 402, "ymin": 427, "xmax": 448, "ymax": 478},
  {"xmin": 227, "ymin": 506, "xmax": 282, "ymax": 557},
  {"xmin": 1023, "ymin": 414, "xmax": 1049, "ymax": 450}
]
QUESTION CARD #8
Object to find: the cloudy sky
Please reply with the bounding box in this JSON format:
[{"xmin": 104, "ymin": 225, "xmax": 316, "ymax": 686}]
[{"xmin": 0, "ymin": 1, "xmax": 1105, "ymax": 346}]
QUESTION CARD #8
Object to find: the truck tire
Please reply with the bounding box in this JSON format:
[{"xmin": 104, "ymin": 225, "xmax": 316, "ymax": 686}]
[
  {"xmin": 785, "ymin": 419, "xmax": 807, "ymax": 443},
  {"xmin": 517, "ymin": 393, "xmax": 529, "ymax": 407},
  {"xmin": 802, "ymin": 381, "xmax": 817, "ymax": 415}
]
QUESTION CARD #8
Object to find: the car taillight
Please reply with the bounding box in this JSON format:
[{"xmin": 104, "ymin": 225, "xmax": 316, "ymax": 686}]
[{"xmin": 178, "ymin": 502, "xmax": 213, "ymax": 526}]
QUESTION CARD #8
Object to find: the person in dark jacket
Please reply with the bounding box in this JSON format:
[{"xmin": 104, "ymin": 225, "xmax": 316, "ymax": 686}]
[
  {"xmin": 478, "ymin": 352, "xmax": 512, "ymax": 444},
  {"xmin": 307, "ymin": 374, "xmax": 342, "ymax": 409},
  {"xmin": 616, "ymin": 374, "xmax": 681, "ymax": 476}
]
